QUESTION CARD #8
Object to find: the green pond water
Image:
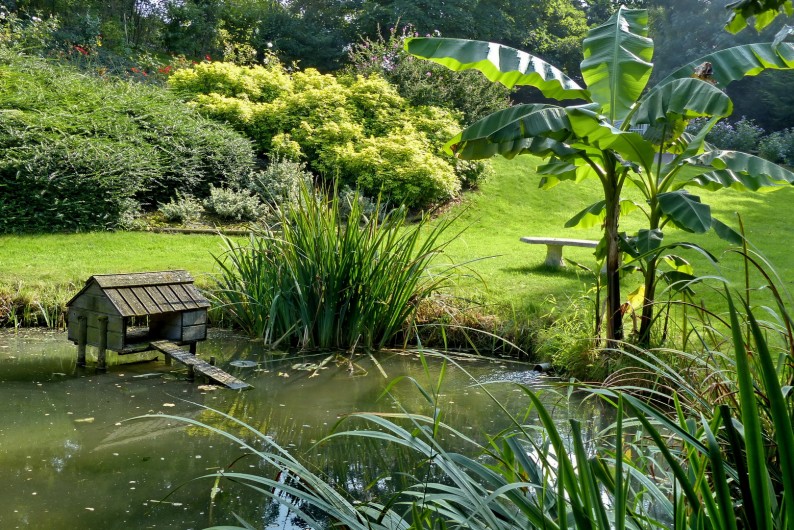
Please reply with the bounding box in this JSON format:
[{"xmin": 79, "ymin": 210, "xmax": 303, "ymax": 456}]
[{"xmin": 0, "ymin": 329, "xmax": 603, "ymax": 529}]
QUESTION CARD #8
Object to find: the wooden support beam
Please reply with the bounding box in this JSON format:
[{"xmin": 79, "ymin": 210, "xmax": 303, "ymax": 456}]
[
  {"xmin": 77, "ymin": 315, "xmax": 87, "ymax": 367},
  {"xmin": 97, "ymin": 316, "xmax": 108, "ymax": 372}
]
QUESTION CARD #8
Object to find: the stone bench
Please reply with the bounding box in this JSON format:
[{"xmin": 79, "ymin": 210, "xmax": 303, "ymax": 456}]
[{"xmin": 519, "ymin": 237, "xmax": 598, "ymax": 268}]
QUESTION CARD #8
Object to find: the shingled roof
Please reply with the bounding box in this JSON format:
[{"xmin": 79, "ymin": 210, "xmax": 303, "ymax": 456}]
[{"xmin": 66, "ymin": 270, "xmax": 210, "ymax": 317}]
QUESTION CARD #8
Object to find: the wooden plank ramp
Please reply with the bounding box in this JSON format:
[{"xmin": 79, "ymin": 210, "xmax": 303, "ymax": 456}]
[{"xmin": 150, "ymin": 340, "xmax": 251, "ymax": 390}]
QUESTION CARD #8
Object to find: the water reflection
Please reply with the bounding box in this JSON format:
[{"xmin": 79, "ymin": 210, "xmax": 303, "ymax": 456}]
[{"xmin": 0, "ymin": 329, "xmax": 601, "ymax": 529}]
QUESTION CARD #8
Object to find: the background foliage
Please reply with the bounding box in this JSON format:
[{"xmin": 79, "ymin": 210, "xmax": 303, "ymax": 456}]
[
  {"xmin": 347, "ymin": 25, "xmax": 512, "ymax": 125},
  {"xmin": 0, "ymin": 52, "xmax": 255, "ymax": 232},
  {"xmin": 170, "ymin": 59, "xmax": 486, "ymax": 208}
]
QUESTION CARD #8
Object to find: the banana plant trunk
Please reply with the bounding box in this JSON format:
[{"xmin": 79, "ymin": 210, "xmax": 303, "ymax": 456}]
[
  {"xmin": 638, "ymin": 210, "xmax": 662, "ymax": 346},
  {"xmin": 638, "ymin": 260, "xmax": 657, "ymax": 346},
  {"xmin": 603, "ymin": 164, "xmax": 624, "ymax": 345}
]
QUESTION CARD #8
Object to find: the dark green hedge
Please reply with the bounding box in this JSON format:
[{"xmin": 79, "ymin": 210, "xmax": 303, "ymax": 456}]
[{"xmin": 0, "ymin": 53, "xmax": 255, "ymax": 232}]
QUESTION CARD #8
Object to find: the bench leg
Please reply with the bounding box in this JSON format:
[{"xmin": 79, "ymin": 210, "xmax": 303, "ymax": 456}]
[{"xmin": 544, "ymin": 244, "xmax": 565, "ymax": 267}]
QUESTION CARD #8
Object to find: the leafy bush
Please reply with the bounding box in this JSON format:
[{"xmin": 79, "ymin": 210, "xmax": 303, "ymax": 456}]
[
  {"xmin": 211, "ymin": 184, "xmax": 459, "ymax": 350},
  {"xmin": 535, "ymin": 295, "xmax": 600, "ymax": 378},
  {"xmin": 0, "ymin": 53, "xmax": 255, "ymax": 232},
  {"xmin": 688, "ymin": 116, "xmax": 765, "ymax": 152},
  {"xmin": 337, "ymin": 186, "xmax": 381, "ymax": 221},
  {"xmin": 203, "ymin": 186, "xmax": 263, "ymax": 222},
  {"xmin": 334, "ymin": 129, "xmax": 460, "ymax": 206},
  {"xmin": 170, "ymin": 61, "xmax": 487, "ymax": 209},
  {"xmin": 168, "ymin": 59, "xmax": 291, "ymax": 103},
  {"xmin": 759, "ymin": 128, "xmax": 794, "ymax": 165},
  {"xmin": 158, "ymin": 193, "xmax": 204, "ymax": 223},
  {"xmin": 347, "ymin": 25, "xmax": 512, "ymax": 125},
  {"xmin": 0, "ymin": 7, "xmax": 58, "ymax": 52},
  {"xmin": 243, "ymin": 158, "xmax": 313, "ymax": 207}
]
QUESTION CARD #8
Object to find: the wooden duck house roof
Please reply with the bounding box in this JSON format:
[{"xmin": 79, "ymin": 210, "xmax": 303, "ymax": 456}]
[{"xmin": 66, "ymin": 270, "xmax": 210, "ymax": 318}]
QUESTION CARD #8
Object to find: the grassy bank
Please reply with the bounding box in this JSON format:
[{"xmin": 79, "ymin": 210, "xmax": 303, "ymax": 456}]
[{"xmin": 2, "ymin": 155, "xmax": 794, "ymax": 338}]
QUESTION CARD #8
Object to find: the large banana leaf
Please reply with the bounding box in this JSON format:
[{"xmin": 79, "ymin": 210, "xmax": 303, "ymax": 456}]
[
  {"xmin": 657, "ymin": 190, "xmax": 712, "ymax": 233},
  {"xmin": 454, "ymin": 136, "xmax": 578, "ymax": 160},
  {"xmin": 538, "ymin": 153, "xmax": 607, "ymax": 189},
  {"xmin": 566, "ymin": 107, "xmax": 656, "ymax": 172},
  {"xmin": 726, "ymin": 0, "xmax": 793, "ymax": 34},
  {"xmin": 632, "ymin": 79, "xmax": 731, "ymax": 149},
  {"xmin": 580, "ymin": 7, "xmax": 653, "ymax": 124},
  {"xmin": 564, "ymin": 199, "xmax": 639, "ymax": 229},
  {"xmin": 404, "ymin": 37, "xmax": 588, "ymax": 101},
  {"xmin": 632, "ymin": 78, "xmax": 732, "ymax": 125},
  {"xmin": 673, "ymin": 150, "xmax": 794, "ymax": 191},
  {"xmin": 654, "ymin": 42, "xmax": 794, "ymax": 89},
  {"xmin": 444, "ymin": 104, "xmax": 579, "ymax": 160}
]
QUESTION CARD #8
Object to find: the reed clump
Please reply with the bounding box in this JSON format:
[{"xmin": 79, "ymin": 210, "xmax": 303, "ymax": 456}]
[{"xmin": 210, "ymin": 186, "xmax": 461, "ymax": 352}]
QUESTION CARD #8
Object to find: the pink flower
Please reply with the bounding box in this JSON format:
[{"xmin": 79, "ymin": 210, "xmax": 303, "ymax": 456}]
[{"xmin": 74, "ymin": 45, "xmax": 88, "ymax": 56}]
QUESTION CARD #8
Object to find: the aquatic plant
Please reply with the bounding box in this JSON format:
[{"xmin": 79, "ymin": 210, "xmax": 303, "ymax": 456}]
[{"xmin": 210, "ymin": 185, "xmax": 461, "ymax": 351}]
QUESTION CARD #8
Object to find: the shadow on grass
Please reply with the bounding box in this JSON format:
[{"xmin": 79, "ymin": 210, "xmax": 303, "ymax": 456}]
[{"xmin": 503, "ymin": 264, "xmax": 595, "ymax": 280}]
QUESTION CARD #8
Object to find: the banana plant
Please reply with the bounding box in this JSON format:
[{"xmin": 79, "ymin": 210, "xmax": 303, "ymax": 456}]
[
  {"xmin": 406, "ymin": 7, "xmax": 794, "ymax": 346},
  {"xmin": 725, "ymin": 0, "xmax": 793, "ymax": 34}
]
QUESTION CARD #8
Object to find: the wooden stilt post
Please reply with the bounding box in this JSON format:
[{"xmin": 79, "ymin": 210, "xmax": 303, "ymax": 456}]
[
  {"xmin": 97, "ymin": 316, "xmax": 108, "ymax": 372},
  {"xmin": 187, "ymin": 364, "xmax": 195, "ymax": 382},
  {"xmin": 189, "ymin": 342, "xmax": 197, "ymax": 355},
  {"xmin": 76, "ymin": 315, "xmax": 87, "ymax": 367}
]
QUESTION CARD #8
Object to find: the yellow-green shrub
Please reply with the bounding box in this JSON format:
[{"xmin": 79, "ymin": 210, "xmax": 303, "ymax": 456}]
[
  {"xmin": 168, "ymin": 60, "xmax": 290, "ymax": 103},
  {"xmin": 171, "ymin": 61, "xmax": 488, "ymax": 208},
  {"xmin": 334, "ymin": 130, "xmax": 460, "ymax": 206}
]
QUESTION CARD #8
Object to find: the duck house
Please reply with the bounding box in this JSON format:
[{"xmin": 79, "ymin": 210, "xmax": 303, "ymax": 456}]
[
  {"xmin": 66, "ymin": 269, "xmax": 208, "ymax": 363},
  {"xmin": 66, "ymin": 270, "xmax": 250, "ymax": 389}
]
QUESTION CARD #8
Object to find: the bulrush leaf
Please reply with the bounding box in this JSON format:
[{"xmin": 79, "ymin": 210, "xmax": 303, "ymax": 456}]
[
  {"xmin": 746, "ymin": 303, "xmax": 794, "ymax": 526},
  {"xmin": 726, "ymin": 292, "xmax": 774, "ymax": 530},
  {"xmin": 580, "ymin": 7, "xmax": 653, "ymax": 124},
  {"xmin": 405, "ymin": 37, "xmax": 588, "ymax": 101}
]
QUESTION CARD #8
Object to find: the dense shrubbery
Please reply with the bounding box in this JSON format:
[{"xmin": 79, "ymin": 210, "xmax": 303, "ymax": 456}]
[
  {"xmin": 0, "ymin": 53, "xmax": 255, "ymax": 232},
  {"xmin": 759, "ymin": 128, "xmax": 794, "ymax": 165},
  {"xmin": 697, "ymin": 116, "xmax": 765, "ymax": 152},
  {"xmin": 687, "ymin": 116, "xmax": 794, "ymax": 167},
  {"xmin": 347, "ymin": 26, "xmax": 512, "ymax": 126},
  {"xmin": 169, "ymin": 59, "xmax": 488, "ymax": 209},
  {"xmin": 203, "ymin": 186, "xmax": 263, "ymax": 222},
  {"xmin": 158, "ymin": 193, "xmax": 204, "ymax": 223},
  {"xmin": 242, "ymin": 158, "xmax": 314, "ymax": 208}
]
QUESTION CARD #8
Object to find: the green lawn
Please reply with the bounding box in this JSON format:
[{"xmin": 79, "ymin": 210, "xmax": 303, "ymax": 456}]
[{"xmin": 2, "ymin": 155, "xmax": 793, "ymax": 324}]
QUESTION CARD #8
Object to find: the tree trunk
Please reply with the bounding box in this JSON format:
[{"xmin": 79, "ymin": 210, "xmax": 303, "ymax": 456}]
[
  {"xmin": 603, "ymin": 165, "xmax": 624, "ymax": 346},
  {"xmin": 638, "ymin": 210, "xmax": 662, "ymax": 346},
  {"xmin": 637, "ymin": 257, "xmax": 657, "ymax": 346}
]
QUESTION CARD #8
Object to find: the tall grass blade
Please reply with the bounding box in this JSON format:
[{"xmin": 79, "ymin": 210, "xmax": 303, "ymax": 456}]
[{"xmin": 726, "ymin": 289, "xmax": 774, "ymax": 530}]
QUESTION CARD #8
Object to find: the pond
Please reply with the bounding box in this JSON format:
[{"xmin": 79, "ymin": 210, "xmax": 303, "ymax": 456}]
[{"xmin": 0, "ymin": 329, "xmax": 605, "ymax": 529}]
